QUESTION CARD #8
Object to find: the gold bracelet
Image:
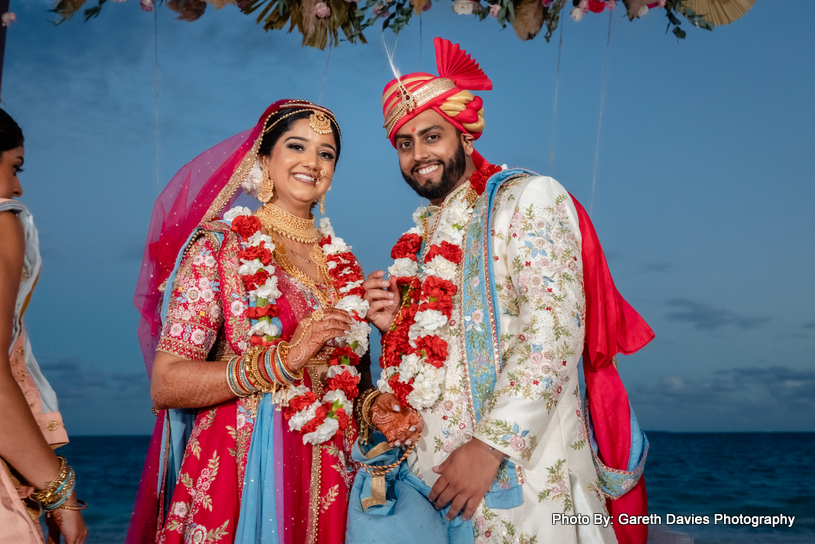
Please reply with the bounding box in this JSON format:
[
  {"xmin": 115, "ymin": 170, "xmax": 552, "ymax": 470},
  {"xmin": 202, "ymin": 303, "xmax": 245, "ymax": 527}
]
[
  {"xmin": 277, "ymin": 341, "xmax": 304, "ymax": 381},
  {"xmin": 57, "ymin": 499, "xmax": 88, "ymax": 511},
  {"xmin": 30, "ymin": 456, "xmax": 69, "ymax": 503}
]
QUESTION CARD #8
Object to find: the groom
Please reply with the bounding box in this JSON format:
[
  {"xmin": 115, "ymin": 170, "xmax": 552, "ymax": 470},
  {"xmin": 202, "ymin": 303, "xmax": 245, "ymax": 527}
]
[{"xmin": 355, "ymin": 38, "xmax": 654, "ymax": 544}]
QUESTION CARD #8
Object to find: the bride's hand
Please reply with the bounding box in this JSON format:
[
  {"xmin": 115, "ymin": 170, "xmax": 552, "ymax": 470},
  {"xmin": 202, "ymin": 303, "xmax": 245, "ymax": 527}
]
[
  {"xmin": 284, "ymin": 308, "xmax": 356, "ymax": 372},
  {"xmin": 364, "ymin": 271, "xmax": 401, "ymax": 333},
  {"xmin": 370, "ymin": 393, "xmax": 424, "ymax": 448}
]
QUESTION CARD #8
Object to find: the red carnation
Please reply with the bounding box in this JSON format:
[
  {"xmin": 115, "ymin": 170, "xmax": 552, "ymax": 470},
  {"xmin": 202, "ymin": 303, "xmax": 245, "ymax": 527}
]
[
  {"xmin": 250, "ymin": 335, "xmax": 273, "ymax": 347},
  {"xmin": 388, "ymin": 375, "xmax": 414, "ymax": 408},
  {"xmin": 242, "ymin": 270, "xmax": 270, "ymax": 291},
  {"xmin": 391, "ymin": 233, "xmax": 423, "ymax": 261},
  {"xmin": 284, "ymin": 391, "xmax": 318, "ymax": 420},
  {"xmin": 336, "ymin": 407, "xmax": 350, "ymax": 431},
  {"xmin": 414, "ymin": 335, "xmax": 448, "ymax": 368},
  {"xmin": 420, "ymin": 298, "xmax": 452, "ymax": 318},
  {"xmin": 245, "ymin": 304, "xmax": 279, "ymax": 320},
  {"xmin": 319, "ymin": 236, "xmax": 332, "ymax": 247},
  {"xmin": 424, "ymin": 241, "xmax": 463, "ymax": 265},
  {"xmin": 327, "ymin": 371, "xmax": 361, "ymax": 399},
  {"xmin": 241, "ymin": 244, "xmax": 273, "ymax": 266},
  {"xmin": 301, "ymin": 404, "xmax": 330, "ymax": 434},
  {"xmin": 328, "ymin": 346, "xmax": 360, "ymax": 367},
  {"xmin": 421, "ymin": 276, "xmax": 457, "ymax": 301},
  {"xmin": 588, "ymin": 0, "xmax": 605, "ymax": 13},
  {"xmin": 468, "ymin": 163, "xmax": 502, "ymax": 196},
  {"xmin": 231, "ymin": 215, "xmax": 262, "ymax": 241}
]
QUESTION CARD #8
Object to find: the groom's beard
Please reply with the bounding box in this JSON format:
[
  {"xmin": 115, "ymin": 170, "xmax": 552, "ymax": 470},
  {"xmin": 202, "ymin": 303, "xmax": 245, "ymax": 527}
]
[{"xmin": 401, "ymin": 143, "xmax": 467, "ymax": 201}]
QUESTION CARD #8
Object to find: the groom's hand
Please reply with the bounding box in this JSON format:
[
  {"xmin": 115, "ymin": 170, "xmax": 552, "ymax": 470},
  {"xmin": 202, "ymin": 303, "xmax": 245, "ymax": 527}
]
[
  {"xmin": 363, "ymin": 270, "xmax": 401, "ymax": 333},
  {"xmin": 429, "ymin": 438, "xmax": 504, "ymax": 522}
]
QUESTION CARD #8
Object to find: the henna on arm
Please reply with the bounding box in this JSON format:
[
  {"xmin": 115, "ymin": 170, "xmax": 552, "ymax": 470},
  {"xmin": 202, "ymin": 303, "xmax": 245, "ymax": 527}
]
[{"xmin": 151, "ymin": 352, "xmax": 233, "ymax": 410}]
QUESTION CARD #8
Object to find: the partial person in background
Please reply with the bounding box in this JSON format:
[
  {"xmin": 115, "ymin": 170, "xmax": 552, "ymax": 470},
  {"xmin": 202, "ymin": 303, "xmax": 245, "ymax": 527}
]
[{"xmin": 0, "ymin": 108, "xmax": 87, "ymax": 543}]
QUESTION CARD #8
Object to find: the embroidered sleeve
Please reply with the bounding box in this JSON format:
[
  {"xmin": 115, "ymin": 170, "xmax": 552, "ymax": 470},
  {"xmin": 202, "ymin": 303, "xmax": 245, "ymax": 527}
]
[
  {"xmin": 472, "ymin": 177, "xmax": 585, "ymax": 467},
  {"xmin": 157, "ymin": 233, "xmax": 224, "ymax": 361}
]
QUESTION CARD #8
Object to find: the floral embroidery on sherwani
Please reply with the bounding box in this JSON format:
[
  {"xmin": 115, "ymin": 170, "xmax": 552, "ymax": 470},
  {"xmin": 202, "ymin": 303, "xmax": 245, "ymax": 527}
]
[{"xmin": 408, "ymin": 175, "xmax": 616, "ymax": 544}]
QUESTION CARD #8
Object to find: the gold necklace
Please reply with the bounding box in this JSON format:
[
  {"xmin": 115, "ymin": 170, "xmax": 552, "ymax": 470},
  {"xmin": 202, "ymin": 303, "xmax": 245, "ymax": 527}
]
[
  {"xmin": 270, "ymin": 232, "xmax": 337, "ymax": 309},
  {"xmin": 256, "ymin": 203, "xmax": 320, "ymax": 244}
]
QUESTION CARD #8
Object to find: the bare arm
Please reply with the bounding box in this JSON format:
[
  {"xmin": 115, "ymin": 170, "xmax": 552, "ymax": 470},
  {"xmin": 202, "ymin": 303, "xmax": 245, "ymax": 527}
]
[{"xmin": 0, "ymin": 211, "xmax": 61, "ymax": 489}]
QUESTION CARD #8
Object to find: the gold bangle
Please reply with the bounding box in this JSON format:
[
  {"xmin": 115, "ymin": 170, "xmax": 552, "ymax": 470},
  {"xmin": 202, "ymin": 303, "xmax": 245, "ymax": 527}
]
[
  {"xmin": 57, "ymin": 499, "xmax": 88, "ymax": 511},
  {"xmin": 278, "ymin": 341, "xmax": 304, "ymax": 381}
]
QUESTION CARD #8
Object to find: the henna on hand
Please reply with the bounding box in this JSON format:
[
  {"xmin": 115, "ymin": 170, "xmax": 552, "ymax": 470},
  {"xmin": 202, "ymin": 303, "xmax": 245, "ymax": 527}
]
[
  {"xmin": 286, "ymin": 308, "xmax": 356, "ymax": 371},
  {"xmin": 370, "ymin": 392, "xmax": 424, "ymax": 447},
  {"xmin": 151, "ymin": 354, "xmax": 232, "ymax": 410}
]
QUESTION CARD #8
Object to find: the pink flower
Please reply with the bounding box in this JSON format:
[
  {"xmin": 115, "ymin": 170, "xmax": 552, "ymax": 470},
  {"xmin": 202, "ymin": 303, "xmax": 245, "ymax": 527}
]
[
  {"xmin": 489, "ymin": 4, "xmax": 500, "ymax": 17},
  {"xmin": 510, "ymin": 435, "xmax": 526, "ymax": 452},
  {"xmin": 372, "ymin": 3, "xmax": 389, "ymax": 17},
  {"xmin": 422, "ymin": 0, "xmax": 432, "ymax": 11},
  {"xmin": 1, "ymin": 12, "xmax": 16, "ymax": 27},
  {"xmin": 605, "ymin": 0, "xmax": 616, "ymax": 10},
  {"xmin": 315, "ymin": 2, "xmax": 331, "ymax": 18}
]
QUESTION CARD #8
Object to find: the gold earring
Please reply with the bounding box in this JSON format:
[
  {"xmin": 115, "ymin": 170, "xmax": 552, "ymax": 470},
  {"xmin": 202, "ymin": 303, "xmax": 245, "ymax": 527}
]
[
  {"xmin": 319, "ymin": 193, "xmax": 326, "ymax": 215},
  {"xmin": 258, "ymin": 169, "xmax": 274, "ymax": 204}
]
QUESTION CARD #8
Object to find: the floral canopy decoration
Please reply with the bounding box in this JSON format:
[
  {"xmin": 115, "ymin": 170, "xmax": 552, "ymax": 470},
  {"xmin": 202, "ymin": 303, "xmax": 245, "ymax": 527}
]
[{"xmin": 51, "ymin": 0, "xmax": 734, "ymax": 49}]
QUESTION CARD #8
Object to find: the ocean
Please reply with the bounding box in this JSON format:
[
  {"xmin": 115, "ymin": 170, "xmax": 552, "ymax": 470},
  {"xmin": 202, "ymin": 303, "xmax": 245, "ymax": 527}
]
[{"xmin": 53, "ymin": 432, "xmax": 814, "ymax": 543}]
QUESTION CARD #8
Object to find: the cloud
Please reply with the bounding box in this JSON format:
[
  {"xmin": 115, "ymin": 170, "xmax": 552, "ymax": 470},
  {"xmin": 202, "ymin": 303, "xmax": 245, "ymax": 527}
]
[
  {"xmin": 627, "ymin": 365, "xmax": 814, "ymax": 431},
  {"xmin": 664, "ymin": 298, "xmax": 771, "ymax": 331},
  {"xmin": 37, "ymin": 356, "xmax": 150, "ymax": 406},
  {"xmin": 803, "ymin": 321, "xmax": 815, "ymax": 329},
  {"xmin": 642, "ymin": 262, "xmax": 672, "ymax": 273}
]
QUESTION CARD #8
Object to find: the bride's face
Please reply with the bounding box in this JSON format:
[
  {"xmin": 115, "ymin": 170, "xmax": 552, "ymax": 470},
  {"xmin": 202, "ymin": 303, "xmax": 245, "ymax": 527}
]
[{"xmin": 260, "ymin": 118, "xmax": 337, "ymax": 214}]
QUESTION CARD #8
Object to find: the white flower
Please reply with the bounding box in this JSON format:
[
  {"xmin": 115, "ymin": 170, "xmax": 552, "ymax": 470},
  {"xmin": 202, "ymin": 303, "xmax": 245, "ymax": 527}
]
[
  {"xmin": 318, "ymin": 217, "xmax": 334, "ymax": 237},
  {"xmin": 241, "ymin": 161, "xmax": 264, "ymax": 199},
  {"xmin": 288, "ymin": 403, "xmax": 318, "ymax": 431},
  {"xmin": 224, "ymin": 206, "xmax": 252, "ymax": 222},
  {"xmin": 423, "ymin": 255, "xmax": 458, "ymax": 282},
  {"xmin": 327, "ymin": 365, "xmax": 358, "ymax": 379},
  {"xmin": 389, "ymin": 257, "xmax": 419, "ymax": 278},
  {"xmin": 398, "ymin": 353, "xmax": 424, "ymax": 380},
  {"xmin": 346, "ymin": 321, "xmax": 370, "ymax": 355},
  {"xmin": 339, "ymin": 279, "xmax": 364, "ymax": 295},
  {"xmin": 414, "ymin": 309, "xmax": 447, "ymax": 333},
  {"xmin": 637, "ymin": 5, "xmax": 649, "ymax": 17},
  {"xmin": 377, "ymin": 375, "xmax": 393, "ymax": 393},
  {"xmin": 247, "ymin": 231, "xmax": 274, "ymax": 248},
  {"xmin": 238, "ymin": 259, "xmax": 265, "ymax": 276},
  {"xmin": 248, "ymin": 319, "xmax": 279, "ymax": 338},
  {"xmin": 288, "ymin": 384, "xmax": 310, "ymax": 398},
  {"xmin": 452, "ymin": 0, "xmax": 473, "ymax": 15},
  {"xmin": 407, "ymin": 365, "xmax": 444, "ymax": 408},
  {"xmin": 406, "ymin": 226, "xmax": 422, "ymax": 236},
  {"xmin": 322, "ymin": 389, "xmax": 349, "ymax": 406},
  {"xmin": 335, "ymin": 295, "xmax": 368, "ymax": 318},
  {"xmin": 303, "ymin": 417, "xmax": 339, "ymax": 445},
  {"xmin": 412, "ymin": 207, "xmax": 427, "ymax": 228},
  {"xmin": 323, "ymin": 236, "xmax": 349, "ymax": 254},
  {"xmin": 255, "ymin": 277, "xmax": 281, "ymax": 301},
  {"xmin": 570, "ymin": 6, "xmax": 584, "ymax": 21}
]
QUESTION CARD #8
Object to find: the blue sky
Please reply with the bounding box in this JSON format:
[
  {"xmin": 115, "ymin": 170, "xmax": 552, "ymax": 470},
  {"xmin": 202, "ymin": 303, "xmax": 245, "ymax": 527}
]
[{"xmin": 5, "ymin": 0, "xmax": 814, "ymax": 434}]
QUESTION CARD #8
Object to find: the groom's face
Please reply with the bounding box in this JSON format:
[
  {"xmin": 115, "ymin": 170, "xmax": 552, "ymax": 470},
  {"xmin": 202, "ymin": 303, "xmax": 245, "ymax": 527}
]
[{"xmin": 394, "ymin": 110, "xmax": 470, "ymax": 201}]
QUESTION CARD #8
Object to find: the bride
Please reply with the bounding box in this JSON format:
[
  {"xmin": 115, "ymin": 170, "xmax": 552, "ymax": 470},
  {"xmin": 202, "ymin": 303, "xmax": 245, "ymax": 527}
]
[{"xmin": 128, "ymin": 100, "xmax": 372, "ymax": 544}]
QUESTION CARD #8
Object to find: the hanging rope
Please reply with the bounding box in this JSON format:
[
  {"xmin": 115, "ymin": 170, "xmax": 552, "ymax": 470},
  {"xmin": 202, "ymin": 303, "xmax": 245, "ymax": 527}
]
[
  {"xmin": 153, "ymin": 7, "xmax": 160, "ymax": 196},
  {"xmin": 318, "ymin": 44, "xmax": 333, "ymax": 104},
  {"xmin": 548, "ymin": 20, "xmax": 564, "ymax": 175},
  {"xmin": 589, "ymin": 10, "xmax": 613, "ymax": 216}
]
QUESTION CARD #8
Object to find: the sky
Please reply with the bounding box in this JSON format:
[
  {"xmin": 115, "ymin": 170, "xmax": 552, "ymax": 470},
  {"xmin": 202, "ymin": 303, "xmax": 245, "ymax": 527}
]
[{"xmin": 3, "ymin": 0, "xmax": 814, "ymax": 435}]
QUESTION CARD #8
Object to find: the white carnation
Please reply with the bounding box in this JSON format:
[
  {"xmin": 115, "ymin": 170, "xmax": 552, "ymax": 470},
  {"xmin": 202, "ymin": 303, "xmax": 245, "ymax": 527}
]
[
  {"xmin": 241, "ymin": 161, "xmax": 264, "ymax": 198},
  {"xmin": 414, "ymin": 309, "xmax": 447, "ymax": 333},
  {"xmin": 398, "ymin": 353, "xmax": 424, "ymax": 381},
  {"xmin": 423, "ymin": 255, "xmax": 458, "ymax": 282},
  {"xmin": 412, "ymin": 207, "xmax": 427, "ymax": 229},
  {"xmin": 327, "ymin": 365, "xmax": 359, "ymax": 379},
  {"xmin": 637, "ymin": 5, "xmax": 649, "ymax": 16},
  {"xmin": 249, "ymin": 319, "xmax": 279, "ymax": 338},
  {"xmin": 406, "ymin": 226, "xmax": 422, "ymax": 236},
  {"xmin": 255, "ymin": 277, "xmax": 281, "ymax": 301},
  {"xmin": 223, "ymin": 206, "xmax": 252, "ymax": 222},
  {"xmin": 452, "ymin": 0, "xmax": 473, "ymax": 15},
  {"xmin": 445, "ymin": 203, "xmax": 473, "ymax": 231},
  {"xmin": 247, "ymin": 231, "xmax": 274, "ymax": 248},
  {"xmin": 408, "ymin": 365, "xmax": 445, "ymax": 409},
  {"xmin": 339, "ymin": 279, "xmax": 364, "ymax": 294},
  {"xmin": 288, "ymin": 403, "xmax": 318, "ymax": 431},
  {"xmin": 322, "ymin": 389, "xmax": 349, "ymax": 406},
  {"xmin": 335, "ymin": 295, "xmax": 368, "ymax": 318},
  {"xmin": 389, "ymin": 257, "xmax": 418, "ymax": 278},
  {"xmin": 347, "ymin": 321, "xmax": 370, "ymax": 355},
  {"xmin": 323, "ymin": 236, "xmax": 349, "ymax": 254},
  {"xmin": 570, "ymin": 6, "xmax": 584, "ymax": 21},
  {"xmin": 288, "ymin": 384, "xmax": 310, "ymax": 398},
  {"xmin": 318, "ymin": 217, "xmax": 334, "ymax": 237},
  {"xmin": 303, "ymin": 417, "xmax": 339, "ymax": 445},
  {"xmin": 377, "ymin": 375, "xmax": 394, "ymax": 393},
  {"xmin": 237, "ymin": 259, "xmax": 271, "ymax": 276}
]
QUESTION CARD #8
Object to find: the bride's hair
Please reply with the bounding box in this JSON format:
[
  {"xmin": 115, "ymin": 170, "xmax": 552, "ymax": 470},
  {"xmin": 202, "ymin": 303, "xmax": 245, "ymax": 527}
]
[{"xmin": 0, "ymin": 108, "xmax": 24, "ymax": 154}]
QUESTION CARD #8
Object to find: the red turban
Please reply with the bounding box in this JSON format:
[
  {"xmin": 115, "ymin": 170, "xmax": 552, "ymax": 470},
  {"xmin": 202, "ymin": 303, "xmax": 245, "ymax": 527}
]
[{"xmin": 382, "ymin": 38, "xmax": 492, "ymax": 146}]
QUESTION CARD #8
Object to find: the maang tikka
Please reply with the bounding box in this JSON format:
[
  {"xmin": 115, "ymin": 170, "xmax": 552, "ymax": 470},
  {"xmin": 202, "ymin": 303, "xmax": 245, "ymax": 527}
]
[{"xmin": 258, "ymin": 168, "xmax": 274, "ymax": 204}]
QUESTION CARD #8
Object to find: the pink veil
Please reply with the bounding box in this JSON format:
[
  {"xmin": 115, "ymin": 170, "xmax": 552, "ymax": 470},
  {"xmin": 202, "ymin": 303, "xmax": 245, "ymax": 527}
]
[{"xmin": 133, "ymin": 101, "xmax": 286, "ymax": 375}]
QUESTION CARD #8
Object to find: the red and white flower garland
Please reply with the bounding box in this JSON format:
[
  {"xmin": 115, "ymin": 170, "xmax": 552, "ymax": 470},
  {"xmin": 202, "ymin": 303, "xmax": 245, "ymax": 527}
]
[
  {"xmin": 378, "ymin": 163, "xmax": 502, "ymax": 411},
  {"xmin": 225, "ymin": 206, "xmax": 371, "ymax": 445}
]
